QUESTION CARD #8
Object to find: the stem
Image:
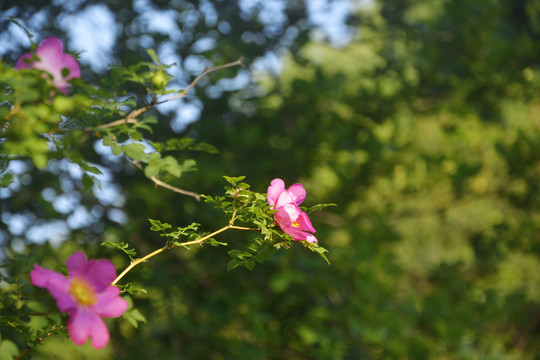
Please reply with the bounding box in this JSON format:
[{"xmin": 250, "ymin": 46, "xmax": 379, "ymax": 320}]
[
  {"xmin": 111, "ymin": 223, "xmax": 257, "ymax": 285},
  {"xmin": 150, "ymin": 176, "xmax": 200, "ymax": 201},
  {"xmin": 97, "ymin": 105, "xmax": 152, "ymax": 129},
  {"xmin": 98, "ymin": 57, "xmax": 244, "ymax": 129},
  {"xmin": 15, "ymin": 326, "xmax": 57, "ymax": 360},
  {"xmin": 112, "ymin": 246, "xmax": 168, "ymax": 286},
  {"xmin": 160, "ymin": 57, "xmax": 244, "ymax": 104},
  {"xmin": 131, "ymin": 160, "xmax": 200, "ymax": 201}
]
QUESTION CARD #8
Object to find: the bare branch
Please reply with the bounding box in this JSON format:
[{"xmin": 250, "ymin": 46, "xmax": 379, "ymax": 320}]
[
  {"xmin": 132, "ymin": 160, "xmax": 200, "ymax": 201},
  {"xmin": 160, "ymin": 57, "xmax": 245, "ymax": 104},
  {"xmin": 149, "ymin": 176, "xmax": 200, "ymax": 201},
  {"xmin": 97, "ymin": 57, "xmax": 244, "ymax": 129}
]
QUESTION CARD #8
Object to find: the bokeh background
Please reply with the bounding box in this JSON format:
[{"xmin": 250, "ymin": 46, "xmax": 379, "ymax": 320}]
[{"xmin": 2, "ymin": 0, "xmax": 540, "ymax": 358}]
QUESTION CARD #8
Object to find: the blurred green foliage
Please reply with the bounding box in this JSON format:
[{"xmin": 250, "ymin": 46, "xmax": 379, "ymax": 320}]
[{"xmin": 2, "ymin": 0, "xmax": 540, "ymax": 359}]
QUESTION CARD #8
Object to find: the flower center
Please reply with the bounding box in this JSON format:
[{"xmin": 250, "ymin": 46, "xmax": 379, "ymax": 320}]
[
  {"xmin": 70, "ymin": 277, "xmax": 97, "ymax": 306},
  {"xmin": 291, "ymin": 220, "xmax": 301, "ymax": 228}
]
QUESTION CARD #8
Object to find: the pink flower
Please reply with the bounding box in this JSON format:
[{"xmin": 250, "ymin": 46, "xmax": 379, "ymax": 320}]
[
  {"xmin": 30, "ymin": 252, "xmax": 129, "ymax": 349},
  {"xmin": 267, "ymin": 178, "xmax": 317, "ymax": 243},
  {"xmin": 15, "ymin": 36, "xmax": 81, "ymax": 93}
]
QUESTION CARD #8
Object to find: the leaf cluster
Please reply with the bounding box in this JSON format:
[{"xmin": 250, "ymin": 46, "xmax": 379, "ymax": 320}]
[{"xmin": 0, "ymin": 256, "xmax": 66, "ymax": 359}]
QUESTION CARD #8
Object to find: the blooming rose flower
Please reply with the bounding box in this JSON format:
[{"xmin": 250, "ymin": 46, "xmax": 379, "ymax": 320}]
[
  {"xmin": 267, "ymin": 178, "xmax": 317, "ymax": 243},
  {"xmin": 30, "ymin": 252, "xmax": 129, "ymax": 349},
  {"xmin": 15, "ymin": 36, "xmax": 81, "ymax": 93}
]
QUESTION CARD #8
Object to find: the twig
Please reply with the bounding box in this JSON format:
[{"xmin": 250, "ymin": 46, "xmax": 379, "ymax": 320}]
[
  {"xmin": 159, "ymin": 57, "xmax": 245, "ymax": 104},
  {"xmin": 112, "ymin": 223, "xmax": 257, "ymax": 285},
  {"xmin": 98, "ymin": 57, "xmax": 244, "ymax": 129},
  {"xmin": 15, "ymin": 326, "xmax": 58, "ymax": 360},
  {"xmin": 150, "ymin": 176, "xmax": 200, "ymax": 201},
  {"xmin": 131, "ymin": 160, "xmax": 200, "ymax": 201},
  {"xmin": 97, "ymin": 103, "xmax": 154, "ymax": 129}
]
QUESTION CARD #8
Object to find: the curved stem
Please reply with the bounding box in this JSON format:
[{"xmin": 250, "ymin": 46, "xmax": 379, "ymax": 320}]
[
  {"xmin": 112, "ymin": 223, "xmax": 258, "ymax": 285},
  {"xmin": 112, "ymin": 246, "xmax": 168, "ymax": 286},
  {"xmin": 131, "ymin": 160, "xmax": 200, "ymax": 201}
]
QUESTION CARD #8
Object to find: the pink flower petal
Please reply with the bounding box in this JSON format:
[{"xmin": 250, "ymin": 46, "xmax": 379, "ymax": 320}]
[
  {"xmin": 67, "ymin": 307, "xmax": 110, "ymax": 349},
  {"xmin": 57, "ymin": 53, "xmax": 81, "ymax": 79},
  {"xmin": 35, "ymin": 37, "xmax": 65, "ymax": 78},
  {"xmin": 30, "ymin": 263, "xmax": 66, "ymax": 288},
  {"xmin": 304, "ymin": 234, "xmax": 318, "ymax": 243},
  {"xmin": 67, "ymin": 252, "xmax": 116, "ymax": 290},
  {"xmin": 14, "ymin": 36, "xmax": 80, "ymax": 93},
  {"xmin": 93, "ymin": 287, "xmax": 129, "ymax": 317},
  {"xmin": 85, "ymin": 259, "xmax": 117, "ymax": 290},
  {"xmin": 282, "ymin": 224, "xmax": 318, "ymax": 243},
  {"xmin": 267, "ymin": 178, "xmax": 285, "ymax": 207},
  {"xmin": 14, "ymin": 53, "xmax": 33, "ymax": 69},
  {"xmin": 30, "ymin": 264, "xmax": 76, "ymax": 312},
  {"xmin": 273, "ymin": 205, "xmax": 317, "ymax": 243},
  {"xmin": 274, "ymin": 207, "xmax": 292, "ymax": 228},
  {"xmin": 281, "ymin": 203, "xmax": 303, "ymax": 222},
  {"xmin": 297, "ymin": 211, "xmax": 316, "ymax": 233},
  {"xmin": 275, "ymin": 184, "xmax": 306, "ymax": 208},
  {"xmin": 286, "ymin": 183, "xmax": 306, "ymax": 205},
  {"xmin": 36, "ymin": 37, "xmax": 65, "ymax": 60},
  {"xmin": 66, "ymin": 252, "xmax": 88, "ymax": 277}
]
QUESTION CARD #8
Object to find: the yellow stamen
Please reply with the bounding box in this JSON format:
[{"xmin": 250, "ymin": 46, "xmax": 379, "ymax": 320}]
[
  {"xmin": 70, "ymin": 277, "xmax": 97, "ymax": 306},
  {"xmin": 291, "ymin": 221, "xmax": 300, "ymax": 228}
]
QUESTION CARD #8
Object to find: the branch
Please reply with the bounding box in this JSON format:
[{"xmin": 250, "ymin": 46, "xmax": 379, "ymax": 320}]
[
  {"xmin": 112, "ymin": 223, "xmax": 258, "ymax": 285},
  {"xmin": 97, "ymin": 105, "xmax": 151, "ymax": 129},
  {"xmin": 159, "ymin": 57, "xmax": 245, "ymax": 104},
  {"xmin": 15, "ymin": 326, "xmax": 58, "ymax": 360},
  {"xmin": 150, "ymin": 176, "xmax": 200, "ymax": 201},
  {"xmin": 97, "ymin": 57, "xmax": 244, "ymax": 129},
  {"xmin": 131, "ymin": 160, "xmax": 200, "ymax": 201}
]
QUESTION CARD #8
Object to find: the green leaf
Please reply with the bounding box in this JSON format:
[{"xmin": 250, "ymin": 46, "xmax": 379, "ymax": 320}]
[
  {"xmin": 223, "ymin": 175, "xmax": 246, "ymax": 186},
  {"xmin": 32, "ymin": 152, "xmax": 48, "ymax": 169},
  {"xmin": 0, "ymin": 174, "xmax": 14, "ymax": 188},
  {"xmin": 123, "ymin": 143, "xmax": 147, "ymax": 161},
  {"xmin": 166, "ymin": 137, "xmax": 194, "ymax": 150},
  {"xmin": 111, "ymin": 144, "xmax": 123, "ymax": 156},
  {"xmin": 161, "ymin": 156, "xmax": 182, "ymax": 177},
  {"xmin": 81, "ymin": 173, "xmax": 94, "ymax": 188},
  {"xmin": 52, "ymin": 96, "xmax": 73, "ymax": 113},
  {"xmin": 180, "ymin": 159, "xmax": 197, "ymax": 173},
  {"xmin": 148, "ymin": 219, "xmax": 172, "ymax": 231},
  {"xmin": 306, "ymin": 203, "xmax": 337, "ymax": 214},
  {"xmin": 102, "ymin": 138, "xmax": 115, "ymax": 147},
  {"xmin": 123, "ymin": 308, "xmax": 147, "ymax": 329},
  {"xmin": 191, "ymin": 142, "xmax": 219, "ymax": 154},
  {"xmin": 228, "ymin": 249, "xmax": 252, "ymax": 260},
  {"xmin": 146, "ymin": 48, "xmax": 160, "ymax": 64},
  {"xmin": 118, "ymin": 283, "xmax": 148, "ymax": 295},
  {"xmin": 207, "ymin": 238, "xmax": 228, "ymax": 247},
  {"xmin": 101, "ymin": 241, "xmax": 138, "ymax": 259},
  {"xmin": 81, "ymin": 163, "xmax": 102, "ymax": 175},
  {"xmin": 304, "ymin": 243, "xmax": 331, "ymax": 265},
  {"xmin": 244, "ymin": 260, "xmax": 255, "ymax": 271},
  {"xmin": 0, "ymin": 339, "xmax": 19, "ymax": 360},
  {"xmin": 227, "ymin": 259, "xmax": 242, "ymax": 271},
  {"xmin": 144, "ymin": 165, "xmax": 160, "ymax": 178}
]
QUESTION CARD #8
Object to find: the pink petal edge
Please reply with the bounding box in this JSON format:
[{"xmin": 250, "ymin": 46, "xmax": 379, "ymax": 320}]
[{"xmin": 267, "ymin": 178, "xmax": 285, "ymax": 207}]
